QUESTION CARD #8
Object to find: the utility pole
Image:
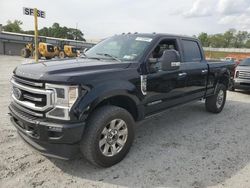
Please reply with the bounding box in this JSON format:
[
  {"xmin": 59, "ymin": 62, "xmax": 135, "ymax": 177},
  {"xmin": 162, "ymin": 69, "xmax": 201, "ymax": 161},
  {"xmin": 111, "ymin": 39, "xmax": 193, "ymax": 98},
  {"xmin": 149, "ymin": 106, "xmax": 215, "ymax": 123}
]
[
  {"xmin": 23, "ymin": 7, "xmax": 46, "ymax": 62},
  {"xmin": 34, "ymin": 8, "xmax": 39, "ymax": 62}
]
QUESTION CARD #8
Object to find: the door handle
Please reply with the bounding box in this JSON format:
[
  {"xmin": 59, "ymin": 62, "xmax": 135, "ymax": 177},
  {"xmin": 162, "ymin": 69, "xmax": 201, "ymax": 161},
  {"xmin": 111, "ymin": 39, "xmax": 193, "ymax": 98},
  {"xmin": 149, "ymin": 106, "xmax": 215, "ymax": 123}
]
[
  {"xmin": 201, "ymin": 69, "xmax": 208, "ymax": 74},
  {"xmin": 178, "ymin": 72, "xmax": 187, "ymax": 77}
]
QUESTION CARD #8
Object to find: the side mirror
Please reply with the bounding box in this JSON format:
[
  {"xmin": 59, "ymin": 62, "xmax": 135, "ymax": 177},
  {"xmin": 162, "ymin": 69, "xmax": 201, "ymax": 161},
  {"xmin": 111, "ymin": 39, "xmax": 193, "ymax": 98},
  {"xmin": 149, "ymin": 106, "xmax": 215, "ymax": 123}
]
[{"xmin": 159, "ymin": 50, "xmax": 181, "ymax": 71}]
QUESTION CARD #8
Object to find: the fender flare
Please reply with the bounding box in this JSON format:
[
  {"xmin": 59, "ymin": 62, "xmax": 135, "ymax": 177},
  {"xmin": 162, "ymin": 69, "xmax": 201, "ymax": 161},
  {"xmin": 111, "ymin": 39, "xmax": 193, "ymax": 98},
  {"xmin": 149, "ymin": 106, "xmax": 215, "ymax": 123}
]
[
  {"xmin": 75, "ymin": 80, "xmax": 142, "ymax": 120},
  {"xmin": 214, "ymin": 68, "xmax": 231, "ymax": 93}
]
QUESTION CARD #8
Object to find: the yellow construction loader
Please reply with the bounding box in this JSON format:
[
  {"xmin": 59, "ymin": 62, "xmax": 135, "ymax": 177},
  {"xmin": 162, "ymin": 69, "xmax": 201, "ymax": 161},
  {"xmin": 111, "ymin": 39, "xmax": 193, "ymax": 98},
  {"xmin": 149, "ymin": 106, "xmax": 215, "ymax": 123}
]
[
  {"xmin": 58, "ymin": 45, "xmax": 77, "ymax": 58},
  {"xmin": 21, "ymin": 42, "xmax": 57, "ymax": 60},
  {"xmin": 21, "ymin": 43, "xmax": 33, "ymax": 58}
]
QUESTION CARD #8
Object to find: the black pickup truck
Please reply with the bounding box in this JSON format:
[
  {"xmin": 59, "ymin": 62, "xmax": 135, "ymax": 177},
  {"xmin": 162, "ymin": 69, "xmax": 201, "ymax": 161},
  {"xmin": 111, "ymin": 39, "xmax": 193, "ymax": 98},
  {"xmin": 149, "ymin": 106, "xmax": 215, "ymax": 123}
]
[{"xmin": 9, "ymin": 33, "xmax": 234, "ymax": 167}]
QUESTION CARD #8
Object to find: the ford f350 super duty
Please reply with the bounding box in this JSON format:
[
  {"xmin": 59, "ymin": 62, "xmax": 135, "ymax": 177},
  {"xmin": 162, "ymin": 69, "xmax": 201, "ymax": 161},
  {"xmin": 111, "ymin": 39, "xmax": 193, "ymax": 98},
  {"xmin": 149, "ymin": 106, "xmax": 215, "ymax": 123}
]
[{"xmin": 9, "ymin": 33, "xmax": 234, "ymax": 167}]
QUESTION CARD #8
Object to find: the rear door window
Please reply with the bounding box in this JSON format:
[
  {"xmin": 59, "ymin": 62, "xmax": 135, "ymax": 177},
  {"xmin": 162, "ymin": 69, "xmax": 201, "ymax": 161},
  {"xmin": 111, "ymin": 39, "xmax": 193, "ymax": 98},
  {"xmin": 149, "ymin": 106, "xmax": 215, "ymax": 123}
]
[{"xmin": 182, "ymin": 40, "xmax": 202, "ymax": 62}]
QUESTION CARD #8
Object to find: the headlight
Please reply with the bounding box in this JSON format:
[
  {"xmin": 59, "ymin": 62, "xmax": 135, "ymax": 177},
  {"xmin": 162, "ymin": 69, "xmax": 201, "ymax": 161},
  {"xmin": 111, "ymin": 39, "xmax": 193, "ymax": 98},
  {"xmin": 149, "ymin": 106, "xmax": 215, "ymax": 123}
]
[{"xmin": 45, "ymin": 84, "xmax": 79, "ymax": 120}]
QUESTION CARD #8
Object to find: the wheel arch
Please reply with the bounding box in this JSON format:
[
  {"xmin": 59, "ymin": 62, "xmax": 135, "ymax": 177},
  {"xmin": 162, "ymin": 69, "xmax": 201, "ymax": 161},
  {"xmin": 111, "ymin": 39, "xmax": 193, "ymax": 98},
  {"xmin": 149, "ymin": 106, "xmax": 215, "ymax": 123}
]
[
  {"xmin": 215, "ymin": 69, "xmax": 231, "ymax": 91},
  {"xmin": 76, "ymin": 82, "xmax": 143, "ymax": 122},
  {"xmin": 92, "ymin": 95, "xmax": 140, "ymax": 121}
]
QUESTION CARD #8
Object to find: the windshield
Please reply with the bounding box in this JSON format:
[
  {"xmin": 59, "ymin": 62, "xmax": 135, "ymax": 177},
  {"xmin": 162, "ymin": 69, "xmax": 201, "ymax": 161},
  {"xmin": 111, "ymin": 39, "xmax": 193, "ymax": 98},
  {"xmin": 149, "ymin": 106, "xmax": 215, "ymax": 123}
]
[
  {"xmin": 239, "ymin": 58, "xmax": 250, "ymax": 66},
  {"xmin": 85, "ymin": 35, "xmax": 153, "ymax": 62}
]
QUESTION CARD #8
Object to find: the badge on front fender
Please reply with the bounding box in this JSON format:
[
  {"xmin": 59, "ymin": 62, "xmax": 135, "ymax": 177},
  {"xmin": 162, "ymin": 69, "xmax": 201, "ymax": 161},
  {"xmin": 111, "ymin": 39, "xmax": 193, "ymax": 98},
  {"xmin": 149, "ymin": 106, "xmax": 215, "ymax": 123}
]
[{"xmin": 140, "ymin": 75, "xmax": 147, "ymax": 96}]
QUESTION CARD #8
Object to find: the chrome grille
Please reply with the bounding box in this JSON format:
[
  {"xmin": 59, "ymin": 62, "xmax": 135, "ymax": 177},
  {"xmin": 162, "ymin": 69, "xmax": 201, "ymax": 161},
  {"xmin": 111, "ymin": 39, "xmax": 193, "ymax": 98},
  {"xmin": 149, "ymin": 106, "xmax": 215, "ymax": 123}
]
[
  {"xmin": 10, "ymin": 102, "xmax": 41, "ymax": 120},
  {"xmin": 238, "ymin": 71, "xmax": 250, "ymax": 79},
  {"xmin": 13, "ymin": 76, "xmax": 43, "ymax": 88},
  {"xmin": 23, "ymin": 93, "xmax": 44, "ymax": 102},
  {"xmin": 11, "ymin": 77, "xmax": 54, "ymax": 113}
]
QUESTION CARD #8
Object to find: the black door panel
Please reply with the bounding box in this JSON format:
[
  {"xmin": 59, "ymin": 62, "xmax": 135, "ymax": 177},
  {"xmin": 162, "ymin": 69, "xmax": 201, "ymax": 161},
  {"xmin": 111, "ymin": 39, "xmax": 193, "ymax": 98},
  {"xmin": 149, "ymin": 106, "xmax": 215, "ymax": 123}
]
[
  {"xmin": 180, "ymin": 62, "xmax": 208, "ymax": 96},
  {"xmin": 143, "ymin": 38, "xmax": 208, "ymax": 116},
  {"xmin": 145, "ymin": 65, "xmax": 187, "ymax": 115}
]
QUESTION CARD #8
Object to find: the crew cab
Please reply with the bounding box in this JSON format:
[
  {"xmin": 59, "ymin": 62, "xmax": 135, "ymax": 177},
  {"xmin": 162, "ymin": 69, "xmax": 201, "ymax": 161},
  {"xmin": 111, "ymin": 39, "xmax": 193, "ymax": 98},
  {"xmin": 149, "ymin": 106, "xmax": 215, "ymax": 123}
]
[
  {"xmin": 9, "ymin": 33, "xmax": 234, "ymax": 167},
  {"xmin": 231, "ymin": 58, "xmax": 250, "ymax": 91}
]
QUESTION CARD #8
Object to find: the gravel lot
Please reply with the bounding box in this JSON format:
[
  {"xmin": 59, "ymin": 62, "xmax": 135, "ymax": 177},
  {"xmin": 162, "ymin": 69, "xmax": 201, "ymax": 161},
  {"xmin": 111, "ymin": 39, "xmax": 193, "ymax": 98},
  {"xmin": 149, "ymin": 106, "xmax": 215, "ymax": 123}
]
[{"xmin": 1, "ymin": 55, "xmax": 250, "ymax": 188}]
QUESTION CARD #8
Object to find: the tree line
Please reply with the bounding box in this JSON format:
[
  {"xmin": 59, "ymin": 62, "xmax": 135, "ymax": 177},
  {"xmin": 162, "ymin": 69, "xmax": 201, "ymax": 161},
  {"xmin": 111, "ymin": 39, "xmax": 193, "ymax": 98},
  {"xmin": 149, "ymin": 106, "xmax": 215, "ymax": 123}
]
[
  {"xmin": 2, "ymin": 20, "xmax": 85, "ymax": 41},
  {"xmin": 197, "ymin": 29, "xmax": 250, "ymax": 48},
  {"xmin": 3, "ymin": 20, "xmax": 250, "ymax": 48}
]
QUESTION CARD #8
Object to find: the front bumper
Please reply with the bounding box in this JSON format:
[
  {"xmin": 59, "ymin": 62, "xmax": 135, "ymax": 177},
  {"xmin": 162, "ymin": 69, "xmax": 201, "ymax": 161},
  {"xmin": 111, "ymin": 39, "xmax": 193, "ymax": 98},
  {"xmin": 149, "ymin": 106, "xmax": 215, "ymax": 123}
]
[
  {"xmin": 234, "ymin": 78, "xmax": 250, "ymax": 90},
  {"xmin": 9, "ymin": 103, "xmax": 85, "ymax": 160}
]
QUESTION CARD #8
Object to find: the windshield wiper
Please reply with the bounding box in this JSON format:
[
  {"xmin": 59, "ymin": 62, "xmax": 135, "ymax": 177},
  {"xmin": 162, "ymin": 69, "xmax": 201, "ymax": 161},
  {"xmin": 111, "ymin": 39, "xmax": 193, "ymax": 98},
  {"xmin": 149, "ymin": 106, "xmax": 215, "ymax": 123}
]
[
  {"xmin": 80, "ymin": 53, "xmax": 88, "ymax": 58},
  {"xmin": 96, "ymin": 53, "xmax": 122, "ymax": 62},
  {"xmin": 80, "ymin": 53, "xmax": 101, "ymax": 60}
]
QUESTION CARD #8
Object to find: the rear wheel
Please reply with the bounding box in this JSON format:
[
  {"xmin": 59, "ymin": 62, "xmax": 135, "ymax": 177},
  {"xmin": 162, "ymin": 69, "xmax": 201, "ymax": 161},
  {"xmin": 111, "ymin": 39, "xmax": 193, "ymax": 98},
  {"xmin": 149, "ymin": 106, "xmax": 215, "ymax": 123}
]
[
  {"xmin": 59, "ymin": 51, "xmax": 65, "ymax": 59},
  {"xmin": 228, "ymin": 87, "xmax": 235, "ymax": 91},
  {"xmin": 228, "ymin": 79, "xmax": 235, "ymax": 91},
  {"xmin": 80, "ymin": 105, "xmax": 135, "ymax": 167},
  {"xmin": 205, "ymin": 84, "xmax": 227, "ymax": 113},
  {"xmin": 228, "ymin": 85, "xmax": 235, "ymax": 91},
  {"xmin": 21, "ymin": 48, "xmax": 30, "ymax": 58}
]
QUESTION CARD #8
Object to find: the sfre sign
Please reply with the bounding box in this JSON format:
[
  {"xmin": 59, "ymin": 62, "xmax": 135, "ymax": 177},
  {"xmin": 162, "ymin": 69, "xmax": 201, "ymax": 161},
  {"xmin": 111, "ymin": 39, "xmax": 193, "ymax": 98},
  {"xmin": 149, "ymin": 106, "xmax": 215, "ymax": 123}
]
[{"xmin": 23, "ymin": 7, "xmax": 46, "ymax": 18}]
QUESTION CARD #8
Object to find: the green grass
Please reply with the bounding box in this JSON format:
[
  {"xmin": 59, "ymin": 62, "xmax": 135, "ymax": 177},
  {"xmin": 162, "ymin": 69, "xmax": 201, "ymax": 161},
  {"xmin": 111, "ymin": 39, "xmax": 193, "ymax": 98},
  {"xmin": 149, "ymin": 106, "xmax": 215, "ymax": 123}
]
[{"xmin": 205, "ymin": 51, "xmax": 231, "ymax": 59}]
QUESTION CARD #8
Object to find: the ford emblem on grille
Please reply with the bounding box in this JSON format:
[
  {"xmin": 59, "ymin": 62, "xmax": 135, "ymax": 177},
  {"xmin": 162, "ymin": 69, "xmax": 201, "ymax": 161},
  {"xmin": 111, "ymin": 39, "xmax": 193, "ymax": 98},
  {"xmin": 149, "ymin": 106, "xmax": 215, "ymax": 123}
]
[{"xmin": 13, "ymin": 87, "xmax": 22, "ymax": 100}]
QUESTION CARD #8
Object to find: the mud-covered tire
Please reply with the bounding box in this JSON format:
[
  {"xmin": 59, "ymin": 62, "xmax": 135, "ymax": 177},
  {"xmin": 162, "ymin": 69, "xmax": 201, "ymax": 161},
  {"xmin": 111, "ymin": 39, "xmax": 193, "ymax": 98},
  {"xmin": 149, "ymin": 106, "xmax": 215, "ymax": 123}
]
[
  {"xmin": 33, "ymin": 51, "xmax": 41, "ymax": 59},
  {"xmin": 80, "ymin": 105, "xmax": 135, "ymax": 167},
  {"xmin": 59, "ymin": 51, "xmax": 65, "ymax": 59},
  {"xmin": 205, "ymin": 84, "xmax": 227, "ymax": 113},
  {"xmin": 21, "ymin": 48, "xmax": 30, "ymax": 58},
  {"xmin": 228, "ymin": 85, "xmax": 235, "ymax": 91},
  {"xmin": 228, "ymin": 79, "xmax": 235, "ymax": 91}
]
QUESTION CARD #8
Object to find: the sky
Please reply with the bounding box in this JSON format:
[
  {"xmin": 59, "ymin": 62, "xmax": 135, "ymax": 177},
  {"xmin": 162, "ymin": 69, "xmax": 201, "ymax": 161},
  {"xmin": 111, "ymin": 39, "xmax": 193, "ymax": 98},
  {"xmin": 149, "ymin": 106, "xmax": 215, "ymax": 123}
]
[{"xmin": 0, "ymin": 0, "xmax": 250, "ymax": 39}]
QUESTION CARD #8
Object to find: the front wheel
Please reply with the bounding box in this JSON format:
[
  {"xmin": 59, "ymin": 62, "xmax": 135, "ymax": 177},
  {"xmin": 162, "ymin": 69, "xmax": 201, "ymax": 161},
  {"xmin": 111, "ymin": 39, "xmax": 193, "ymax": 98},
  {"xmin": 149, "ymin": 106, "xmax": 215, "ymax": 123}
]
[
  {"xmin": 205, "ymin": 84, "xmax": 227, "ymax": 113},
  {"xmin": 59, "ymin": 51, "xmax": 65, "ymax": 59},
  {"xmin": 80, "ymin": 105, "xmax": 135, "ymax": 167},
  {"xmin": 21, "ymin": 48, "xmax": 30, "ymax": 58}
]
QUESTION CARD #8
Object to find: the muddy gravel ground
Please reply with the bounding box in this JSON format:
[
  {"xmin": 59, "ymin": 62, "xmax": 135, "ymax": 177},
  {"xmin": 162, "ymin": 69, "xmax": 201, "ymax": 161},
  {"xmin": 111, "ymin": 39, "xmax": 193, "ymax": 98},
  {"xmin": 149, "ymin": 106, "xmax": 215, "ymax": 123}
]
[{"xmin": 1, "ymin": 55, "xmax": 250, "ymax": 188}]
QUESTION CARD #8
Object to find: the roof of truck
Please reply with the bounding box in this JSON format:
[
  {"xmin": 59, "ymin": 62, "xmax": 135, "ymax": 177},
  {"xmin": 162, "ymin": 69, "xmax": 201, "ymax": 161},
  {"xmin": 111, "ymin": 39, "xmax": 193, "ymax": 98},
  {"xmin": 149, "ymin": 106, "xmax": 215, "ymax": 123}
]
[{"xmin": 119, "ymin": 32, "xmax": 196, "ymax": 40}]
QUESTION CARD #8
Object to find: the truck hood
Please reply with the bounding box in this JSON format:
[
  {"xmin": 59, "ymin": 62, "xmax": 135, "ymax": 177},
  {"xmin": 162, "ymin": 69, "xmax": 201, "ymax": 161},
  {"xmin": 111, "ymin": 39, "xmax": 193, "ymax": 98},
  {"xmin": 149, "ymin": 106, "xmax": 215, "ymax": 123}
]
[
  {"xmin": 14, "ymin": 58, "xmax": 135, "ymax": 84},
  {"xmin": 236, "ymin": 65, "xmax": 250, "ymax": 72}
]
